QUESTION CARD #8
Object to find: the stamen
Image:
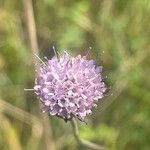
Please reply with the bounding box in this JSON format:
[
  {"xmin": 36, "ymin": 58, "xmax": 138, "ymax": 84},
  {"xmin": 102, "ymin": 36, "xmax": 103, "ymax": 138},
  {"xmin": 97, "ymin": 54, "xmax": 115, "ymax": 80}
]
[
  {"xmin": 86, "ymin": 47, "xmax": 92, "ymax": 57},
  {"xmin": 53, "ymin": 46, "xmax": 59, "ymax": 60},
  {"xmin": 41, "ymin": 106, "xmax": 50, "ymax": 113},
  {"xmin": 24, "ymin": 88, "xmax": 34, "ymax": 91},
  {"xmin": 34, "ymin": 54, "xmax": 47, "ymax": 66},
  {"xmin": 44, "ymin": 56, "xmax": 48, "ymax": 61}
]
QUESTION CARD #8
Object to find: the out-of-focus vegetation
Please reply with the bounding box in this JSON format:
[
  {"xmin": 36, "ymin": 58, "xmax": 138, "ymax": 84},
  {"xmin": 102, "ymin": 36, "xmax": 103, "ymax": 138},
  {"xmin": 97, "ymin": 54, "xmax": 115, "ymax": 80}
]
[{"xmin": 0, "ymin": 0, "xmax": 150, "ymax": 150}]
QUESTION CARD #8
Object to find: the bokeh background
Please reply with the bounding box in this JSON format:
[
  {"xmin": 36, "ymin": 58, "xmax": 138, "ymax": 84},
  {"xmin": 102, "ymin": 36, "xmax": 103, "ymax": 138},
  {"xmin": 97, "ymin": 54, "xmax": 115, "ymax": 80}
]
[{"xmin": 0, "ymin": 0, "xmax": 150, "ymax": 150}]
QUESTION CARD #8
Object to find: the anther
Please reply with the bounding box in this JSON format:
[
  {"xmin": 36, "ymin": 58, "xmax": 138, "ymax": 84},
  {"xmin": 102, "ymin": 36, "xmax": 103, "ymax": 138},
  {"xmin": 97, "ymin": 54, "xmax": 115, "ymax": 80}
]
[{"xmin": 53, "ymin": 46, "xmax": 59, "ymax": 60}]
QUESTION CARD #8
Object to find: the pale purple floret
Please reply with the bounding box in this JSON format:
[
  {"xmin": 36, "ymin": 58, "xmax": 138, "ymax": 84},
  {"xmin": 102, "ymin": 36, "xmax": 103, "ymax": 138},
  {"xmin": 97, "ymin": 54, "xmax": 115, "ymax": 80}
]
[{"xmin": 34, "ymin": 51, "xmax": 106, "ymax": 121}]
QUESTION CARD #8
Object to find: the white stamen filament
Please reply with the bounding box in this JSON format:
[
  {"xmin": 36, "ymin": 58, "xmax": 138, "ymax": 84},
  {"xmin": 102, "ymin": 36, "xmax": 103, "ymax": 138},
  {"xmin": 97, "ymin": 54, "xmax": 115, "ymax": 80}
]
[
  {"xmin": 34, "ymin": 53, "xmax": 47, "ymax": 66},
  {"xmin": 53, "ymin": 46, "xmax": 59, "ymax": 60},
  {"xmin": 24, "ymin": 88, "xmax": 34, "ymax": 91}
]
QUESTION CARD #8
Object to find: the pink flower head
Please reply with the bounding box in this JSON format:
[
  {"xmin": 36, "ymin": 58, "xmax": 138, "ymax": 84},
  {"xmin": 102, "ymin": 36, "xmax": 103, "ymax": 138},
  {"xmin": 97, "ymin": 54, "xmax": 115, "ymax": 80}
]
[{"xmin": 34, "ymin": 51, "xmax": 106, "ymax": 121}]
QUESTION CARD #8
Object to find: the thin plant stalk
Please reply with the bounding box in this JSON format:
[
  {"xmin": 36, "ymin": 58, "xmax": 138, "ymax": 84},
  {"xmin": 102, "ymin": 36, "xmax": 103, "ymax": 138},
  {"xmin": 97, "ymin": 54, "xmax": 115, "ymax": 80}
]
[
  {"xmin": 22, "ymin": 0, "xmax": 55, "ymax": 149},
  {"xmin": 71, "ymin": 118, "xmax": 105, "ymax": 150}
]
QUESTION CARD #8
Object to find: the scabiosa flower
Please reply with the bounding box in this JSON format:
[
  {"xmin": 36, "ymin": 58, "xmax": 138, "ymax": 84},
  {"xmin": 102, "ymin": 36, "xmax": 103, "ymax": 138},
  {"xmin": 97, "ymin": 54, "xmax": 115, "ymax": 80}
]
[{"xmin": 34, "ymin": 51, "xmax": 106, "ymax": 121}]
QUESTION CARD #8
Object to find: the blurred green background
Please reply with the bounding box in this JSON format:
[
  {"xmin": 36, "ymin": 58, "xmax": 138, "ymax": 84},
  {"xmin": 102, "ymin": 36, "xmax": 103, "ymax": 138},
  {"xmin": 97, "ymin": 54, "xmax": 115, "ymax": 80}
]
[{"xmin": 0, "ymin": 0, "xmax": 150, "ymax": 150}]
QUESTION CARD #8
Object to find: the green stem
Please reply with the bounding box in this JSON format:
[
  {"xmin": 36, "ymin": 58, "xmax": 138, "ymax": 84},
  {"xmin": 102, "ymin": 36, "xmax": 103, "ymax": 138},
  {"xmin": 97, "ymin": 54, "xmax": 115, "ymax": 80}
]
[{"xmin": 71, "ymin": 118, "xmax": 106, "ymax": 150}]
